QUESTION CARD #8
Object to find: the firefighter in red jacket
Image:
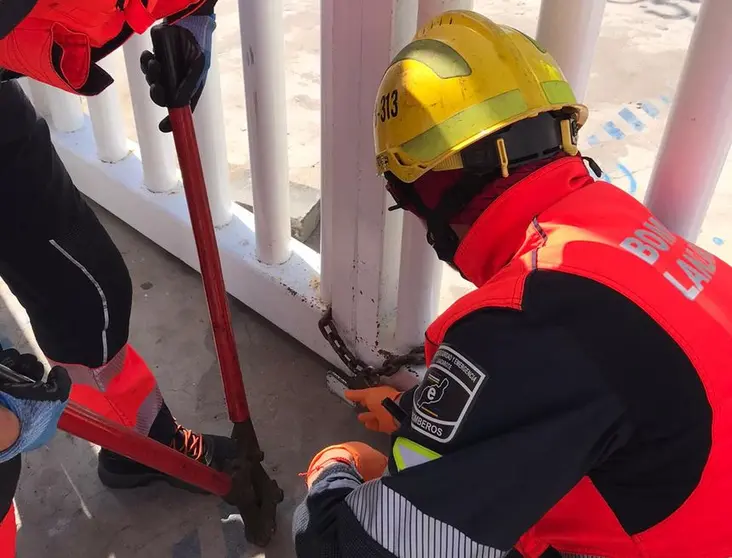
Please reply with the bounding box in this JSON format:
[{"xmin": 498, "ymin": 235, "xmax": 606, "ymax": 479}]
[
  {"xmin": 293, "ymin": 10, "xmax": 732, "ymax": 557},
  {"xmin": 0, "ymin": 0, "xmax": 232, "ymax": 555}
]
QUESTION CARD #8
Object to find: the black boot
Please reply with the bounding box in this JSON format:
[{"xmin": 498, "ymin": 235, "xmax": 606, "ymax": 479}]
[{"xmin": 97, "ymin": 404, "xmax": 235, "ymax": 492}]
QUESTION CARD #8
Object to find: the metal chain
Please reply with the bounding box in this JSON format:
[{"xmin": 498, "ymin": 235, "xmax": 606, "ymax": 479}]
[{"xmin": 318, "ymin": 308, "xmax": 425, "ymax": 386}]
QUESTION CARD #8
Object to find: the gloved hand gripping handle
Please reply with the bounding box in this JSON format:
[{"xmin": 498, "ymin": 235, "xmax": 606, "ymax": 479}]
[{"xmin": 0, "ymin": 362, "xmax": 233, "ymax": 497}]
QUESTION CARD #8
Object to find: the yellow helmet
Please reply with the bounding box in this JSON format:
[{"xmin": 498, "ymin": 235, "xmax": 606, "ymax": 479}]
[{"xmin": 374, "ymin": 10, "xmax": 588, "ymax": 184}]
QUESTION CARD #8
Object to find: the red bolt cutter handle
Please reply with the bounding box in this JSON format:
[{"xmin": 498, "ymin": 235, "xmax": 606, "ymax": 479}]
[{"xmin": 166, "ymin": 106, "xmax": 250, "ymax": 424}]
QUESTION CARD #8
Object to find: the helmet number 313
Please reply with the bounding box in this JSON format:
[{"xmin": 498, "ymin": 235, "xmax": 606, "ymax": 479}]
[{"xmin": 378, "ymin": 90, "xmax": 399, "ymax": 122}]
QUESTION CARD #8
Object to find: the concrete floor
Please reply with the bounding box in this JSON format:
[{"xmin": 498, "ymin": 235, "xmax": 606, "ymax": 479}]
[{"xmin": 1, "ymin": 203, "xmax": 386, "ymax": 557}]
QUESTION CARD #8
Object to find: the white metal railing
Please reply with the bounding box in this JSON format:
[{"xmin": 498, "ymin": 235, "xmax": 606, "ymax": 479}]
[
  {"xmin": 87, "ymin": 55, "xmax": 130, "ymax": 165},
  {"xmin": 22, "ymin": 0, "xmax": 730, "ymax": 383},
  {"xmin": 535, "ymin": 0, "xmax": 606, "ymax": 104},
  {"xmin": 239, "ymin": 0, "xmax": 291, "ymax": 264},
  {"xmin": 123, "ymin": 34, "xmax": 178, "ymax": 194},
  {"xmin": 644, "ymin": 0, "xmax": 732, "ymax": 240}
]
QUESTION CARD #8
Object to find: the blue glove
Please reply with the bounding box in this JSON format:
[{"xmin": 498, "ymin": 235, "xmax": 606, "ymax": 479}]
[
  {"xmin": 0, "ymin": 349, "xmax": 71, "ymax": 463},
  {"xmin": 174, "ymin": 14, "xmax": 216, "ymax": 93},
  {"xmin": 140, "ymin": 14, "xmax": 217, "ymax": 133}
]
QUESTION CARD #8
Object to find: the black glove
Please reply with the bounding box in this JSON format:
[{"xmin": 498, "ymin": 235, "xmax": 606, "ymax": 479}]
[
  {"xmin": 0, "ymin": 348, "xmax": 71, "ymax": 460},
  {"xmin": 140, "ymin": 18, "xmax": 216, "ymax": 133},
  {"xmin": 0, "ymin": 349, "xmax": 71, "ymax": 402}
]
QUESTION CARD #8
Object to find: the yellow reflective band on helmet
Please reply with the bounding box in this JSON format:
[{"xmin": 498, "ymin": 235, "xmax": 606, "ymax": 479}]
[
  {"xmin": 392, "ymin": 437, "xmax": 442, "ymax": 472},
  {"xmin": 400, "ymin": 89, "xmax": 528, "ymax": 164}
]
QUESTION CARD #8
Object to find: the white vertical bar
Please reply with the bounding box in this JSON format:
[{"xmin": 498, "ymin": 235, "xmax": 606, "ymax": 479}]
[
  {"xmin": 395, "ymin": 214, "xmax": 443, "ymax": 349},
  {"xmin": 319, "ymin": 0, "xmax": 336, "ymax": 303},
  {"xmin": 17, "ymin": 78, "xmax": 33, "ymax": 103},
  {"xmin": 44, "ymin": 86, "xmax": 84, "ymax": 133},
  {"xmin": 122, "ymin": 31, "xmax": 178, "ymax": 193},
  {"xmin": 321, "ymin": 0, "xmax": 400, "ymax": 358},
  {"xmin": 644, "ymin": 0, "xmax": 732, "ymax": 241},
  {"xmin": 27, "ymin": 80, "xmax": 51, "ymax": 117},
  {"xmin": 391, "ymin": 0, "xmax": 469, "ymax": 349},
  {"xmin": 378, "ymin": 0, "xmax": 419, "ymax": 326},
  {"xmin": 192, "ymin": 41, "xmax": 233, "ymax": 228},
  {"xmin": 87, "ymin": 52, "xmax": 130, "ymax": 163},
  {"xmin": 394, "ymin": 200, "xmax": 443, "ymax": 351},
  {"xmin": 322, "ymin": 0, "xmax": 415, "ymax": 306},
  {"xmin": 417, "ymin": 0, "xmax": 472, "ymax": 27},
  {"xmin": 238, "ymin": 0, "xmax": 291, "ymax": 264},
  {"xmin": 393, "ymin": 0, "xmax": 419, "ymax": 52},
  {"xmin": 536, "ymin": 0, "xmax": 606, "ymax": 103}
]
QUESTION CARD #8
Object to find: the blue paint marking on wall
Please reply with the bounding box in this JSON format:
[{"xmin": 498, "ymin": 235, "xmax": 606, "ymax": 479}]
[
  {"xmin": 713, "ymin": 237, "xmax": 725, "ymax": 246},
  {"xmin": 640, "ymin": 101, "xmax": 660, "ymax": 119},
  {"xmin": 587, "ymin": 134, "xmax": 600, "ymax": 147},
  {"xmin": 603, "ymin": 121, "xmax": 626, "ymax": 140},
  {"xmin": 172, "ymin": 530, "xmax": 202, "ymax": 558},
  {"xmin": 601, "ymin": 172, "xmax": 613, "ymax": 184},
  {"xmin": 616, "ymin": 163, "xmax": 638, "ymax": 195},
  {"xmin": 660, "ymin": 94, "xmax": 671, "ymax": 105},
  {"xmin": 618, "ymin": 107, "xmax": 646, "ymax": 132}
]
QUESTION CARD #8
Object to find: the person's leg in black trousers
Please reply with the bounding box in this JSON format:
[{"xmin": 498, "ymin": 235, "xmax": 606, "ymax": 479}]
[{"xmin": 0, "ymin": 80, "xmax": 233, "ymax": 491}]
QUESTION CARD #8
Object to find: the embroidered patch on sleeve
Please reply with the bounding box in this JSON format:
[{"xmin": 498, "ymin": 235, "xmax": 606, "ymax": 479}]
[{"xmin": 411, "ymin": 344, "xmax": 488, "ymax": 443}]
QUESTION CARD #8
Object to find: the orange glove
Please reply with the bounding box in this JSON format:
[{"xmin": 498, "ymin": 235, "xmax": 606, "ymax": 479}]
[
  {"xmin": 345, "ymin": 386, "xmax": 402, "ymax": 434},
  {"xmin": 305, "ymin": 442, "xmax": 388, "ymax": 488}
]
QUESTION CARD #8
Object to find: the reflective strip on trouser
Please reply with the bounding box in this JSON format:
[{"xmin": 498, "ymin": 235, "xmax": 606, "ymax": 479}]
[
  {"xmin": 58, "ymin": 345, "xmax": 162, "ymax": 435},
  {"xmin": 0, "ymin": 504, "xmax": 16, "ymax": 558},
  {"xmin": 346, "ymin": 479, "xmax": 508, "ymax": 558},
  {"xmin": 392, "ymin": 436, "xmax": 441, "ymax": 472}
]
